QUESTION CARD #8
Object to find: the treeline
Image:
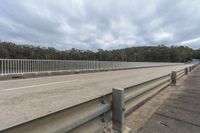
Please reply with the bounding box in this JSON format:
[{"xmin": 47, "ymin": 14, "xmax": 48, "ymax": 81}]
[
  {"xmin": 0, "ymin": 41, "xmax": 198, "ymax": 62},
  {"xmin": 193, "ymin": 49, "xmax": 200, "ymax": 59}
]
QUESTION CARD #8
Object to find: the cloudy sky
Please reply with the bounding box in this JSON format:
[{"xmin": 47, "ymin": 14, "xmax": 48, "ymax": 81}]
[{"xmin": 0, "ymin": 0, "xmax": 200, "ymax": 50}]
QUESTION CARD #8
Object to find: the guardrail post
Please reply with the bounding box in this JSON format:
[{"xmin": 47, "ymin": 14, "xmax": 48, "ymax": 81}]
[
  {"xmin": 185, "ymin": 67, "xmax": 188, "ymax": 75},
  {"xmin": 171, "ymin": 71, "xmax": 176, "ymax": 85},
  {"xmin": 189, "ymin": 66, "xmax": 192, "ymax": 72},
  {"xmin": 112, "ymin": 88, "xmax": 125, "ymax": 133}
]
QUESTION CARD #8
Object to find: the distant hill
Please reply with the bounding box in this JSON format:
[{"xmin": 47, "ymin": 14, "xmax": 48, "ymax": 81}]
[{"xmin": 0, "ymin": 41, "xmax": 198, "ymax": 62}]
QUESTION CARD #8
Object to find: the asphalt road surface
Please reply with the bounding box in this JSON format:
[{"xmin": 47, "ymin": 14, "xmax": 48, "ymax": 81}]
[{"xmin": 0, "ymin": 64, "xmax": 192, "ymax": 131}]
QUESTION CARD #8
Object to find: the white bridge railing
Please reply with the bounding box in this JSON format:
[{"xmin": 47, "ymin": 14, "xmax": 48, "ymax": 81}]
[{"xmin": 0, "ymin": 59, "xmax": 182, "ymax": 76}]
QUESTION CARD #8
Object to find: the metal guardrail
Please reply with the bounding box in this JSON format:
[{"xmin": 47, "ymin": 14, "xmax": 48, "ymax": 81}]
[
  {"xmin": 125, "ymin": 74, "xmax": 171, "ymax": 115},
  {"xmin": 1, "ymin": 65, "xmax": 197, "ymax": 133},
  {"xmin": 176, "ymin": 69, "xmax": 185, "ymax": 79},
  {"xmin": 0, "ymin": 59, "xmax": 182, "ymax": 76}
]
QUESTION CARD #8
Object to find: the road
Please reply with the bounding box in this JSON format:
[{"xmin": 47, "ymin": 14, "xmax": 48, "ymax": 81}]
[{"xmin": 0, "ymin": 64, "xmax": 192, "ymax": 131}]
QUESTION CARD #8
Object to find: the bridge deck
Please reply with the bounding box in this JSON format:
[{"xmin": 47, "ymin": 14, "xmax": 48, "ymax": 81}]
[
  {"xmin": 0, "ymin": 65, "xmax": 192, "ymax": 131},
  {"xmin": 137, "ymin": 65, "xmax": 200, "ymax": 133}
]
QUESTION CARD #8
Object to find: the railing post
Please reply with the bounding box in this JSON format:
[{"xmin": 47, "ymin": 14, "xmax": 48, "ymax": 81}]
[
  {"xmin": 112, "ymin": 88, "xmax": 125, "ymax": 133},
  {"xmin": 185, "ymin": 67, "xmax": 188, "ymax": 75},
  {"xmin": 171, "ymin": 71, "xmax": 176, "ymax": 85}
]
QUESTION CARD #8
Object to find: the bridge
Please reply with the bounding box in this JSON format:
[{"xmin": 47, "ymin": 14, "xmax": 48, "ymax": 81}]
[{"xmin": 0, "ymin": 59, "xmax": 197, "ymax": 133}]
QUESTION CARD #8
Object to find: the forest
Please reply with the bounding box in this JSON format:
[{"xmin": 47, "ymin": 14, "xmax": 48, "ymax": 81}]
[{"xmin": 0, "ymin": 41, "xmax": 199, "ymax": 62}]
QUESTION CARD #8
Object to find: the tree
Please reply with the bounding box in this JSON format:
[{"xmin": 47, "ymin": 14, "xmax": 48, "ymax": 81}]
[{"xmin": 0, "ymin": 41, "xmax": 195, "ymax": 62}]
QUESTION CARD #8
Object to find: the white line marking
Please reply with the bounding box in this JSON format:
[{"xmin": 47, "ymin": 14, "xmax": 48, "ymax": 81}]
[
  {"xmin": 0, "ymin": 74, "xmax": 77, "ymax": 83},
  {"xmin": 1, "ymin": 80, "xmax": 77, "ymax": 91}
]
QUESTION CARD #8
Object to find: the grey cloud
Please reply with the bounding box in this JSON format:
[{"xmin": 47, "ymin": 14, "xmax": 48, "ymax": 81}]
[{"xmin": 0, "ymin": 0, "xmax": 200, "ymax": 50}]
